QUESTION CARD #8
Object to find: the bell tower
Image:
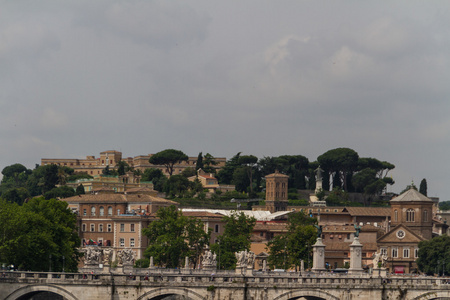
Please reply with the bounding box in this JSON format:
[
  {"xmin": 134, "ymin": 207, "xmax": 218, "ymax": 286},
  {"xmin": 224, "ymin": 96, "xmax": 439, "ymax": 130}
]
[
  {"xmin": 265, "ymin": 171, "xmax": 289, "ymax": 213},
  {"xmin": 390, "ymin": 187, "xmax": 433, "ymax": 239}
]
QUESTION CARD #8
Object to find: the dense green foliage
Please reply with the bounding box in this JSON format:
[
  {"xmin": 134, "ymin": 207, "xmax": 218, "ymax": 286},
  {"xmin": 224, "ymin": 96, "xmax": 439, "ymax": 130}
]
[
  {"xmin": 210, "ymin": 212, "xmax": 256, "ymax": 270},
  {"xmin": 267, "ymin": 211, "xmax": 317, "ymax": 270},
  {"xmin": 0, "ymin": 197, "xmax": 81, "ymax": 272},
  {"xmin": 0, "ymin": 164, "xmax": 80, "ymax": 205},
  {"xmin": 0, "ymin": 147, "xmax": 397, "ymax": 207},
  {"xmin": 417, "ymin": 235, "xmax": 450, "ymax": 275},
  {"xmin": 149, "ymin": 149, "xmax": 188, "ymax": 176},
  {"xmin": 419, "ymin": 178, "xmax": 428, "ymax": 196},
  {"xmin": 440, "ymin": 201, "xmax": 450, "ymax": 211},
  {"xmin": 141, "ymin": 168, "xmax": 167, "ymax": 191},
  {"xmin": 143, "ymin": 205, "xmax": 210, "ymax": 268}
]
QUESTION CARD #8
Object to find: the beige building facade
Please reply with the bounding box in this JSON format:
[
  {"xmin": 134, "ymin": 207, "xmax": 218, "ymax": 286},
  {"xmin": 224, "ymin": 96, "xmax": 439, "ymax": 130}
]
[{"xmin": 42, "ymin": 150, "xmax": 226, "ymax": 177}]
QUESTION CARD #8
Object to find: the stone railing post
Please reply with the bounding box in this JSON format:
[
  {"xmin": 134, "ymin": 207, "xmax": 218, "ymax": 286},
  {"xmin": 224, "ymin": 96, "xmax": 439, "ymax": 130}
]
[
  {"xmin": 348, "ymin": 237, "xmax": 364, "ymax": 275},
  {"xmin": 312, "ymin": 238, "xmax": 326, "ymax": 273}
]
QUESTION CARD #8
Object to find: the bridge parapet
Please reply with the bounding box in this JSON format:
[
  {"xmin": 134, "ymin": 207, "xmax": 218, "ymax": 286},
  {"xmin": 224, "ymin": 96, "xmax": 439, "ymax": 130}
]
[{"xmin": 2, "ymin": 271, "xmax": 450, "ymax": 300}]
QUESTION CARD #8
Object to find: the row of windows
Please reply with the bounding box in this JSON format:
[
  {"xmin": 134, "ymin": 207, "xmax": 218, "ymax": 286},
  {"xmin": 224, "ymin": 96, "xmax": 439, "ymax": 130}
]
[
  {"xmin": 384, "ymin": 247, "xmax": 419, "ymax": 259},
  {"xmin": 82, "ymin": 223, "xmax": 135, "ymax": 232},
  {"xmin": 83, "ymin": 206, "xmax": 123, "ymax": 216},
  {"xmin": 82, "ymin": 238, "xmax": 135, "ymax": 248},
  {"xmin": 394, "ymin": 209, "xmax": 428, "ymax": 222},
  {"xmin": 120, "ymin": 238, "xmax": 135, "ymax": 247}
]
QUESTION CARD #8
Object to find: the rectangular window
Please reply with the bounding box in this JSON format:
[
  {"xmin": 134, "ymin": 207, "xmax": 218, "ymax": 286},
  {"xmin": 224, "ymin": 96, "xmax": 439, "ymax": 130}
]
[
  {"xmin": 107, "ymin": 224, "xmax": 112, "ymax": 232},
  {"xmin": 130, "ymin": 224, "xmax": 135, "ymax": 232},
  {"xmin": 392, "ymin": 247, "xmax": 398, "ymax": 258},
  {"xmin": 83, "ymin": 209, "xmax": 87, "ymax": 216},
  {"xmin": 130, "ymin": 238, "xmax": 135, "ymax": 247},
  {"xmin": 82, "ymin": 224, "xmax": 86, "ymax": 232},
  {"xmin": 120, "ymin": 238, "xmax": 125, "ymax": 247},
  {"xmin": 120, "ymin": 224, "xmax": 125, "ymax": 232},
  {"xmin": 99, "ymin": 224, "xmax": 103, "ymax": 232},
  {"xmin": 415, "ymin": 248, "xmax": 419, "ymax": 258},
  {"xmin": 381, "ymin": 248, "xmax": 387, "ymax": 256},
  {"xmin": 403, "ymin": 248, "xmax": 410, "ymax": 258},
  {"xmin": 215, "ymin": 225, "xmax": 219, "ymax": 233}
]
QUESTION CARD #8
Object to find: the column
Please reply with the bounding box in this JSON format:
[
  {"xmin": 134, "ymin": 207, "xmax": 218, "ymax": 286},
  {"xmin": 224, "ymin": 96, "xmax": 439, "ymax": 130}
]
[
  {"xmin": 348, "ymin": 237, "xmax": 364, "ymax": 275},
  {"xmin": 312, "ymin": 238, "xmax": 326, "ymax": 273}
]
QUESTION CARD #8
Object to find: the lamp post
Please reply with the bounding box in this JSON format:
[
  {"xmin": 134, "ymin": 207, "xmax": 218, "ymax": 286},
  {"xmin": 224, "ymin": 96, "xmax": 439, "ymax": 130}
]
[
  {"xmin": 49, "ymin": 254, "xmax": 52, "ymax": 272},
  {"xmin": 62, "ymin": 256, "xmax": 65, "ymax": 273},
  {"xmin": 437, "ymin": 260, "xmax": 440, "ymax": 276},
  {"xmin": 443, "ymin": 260, "xmax": 445, "ymax": 277}
]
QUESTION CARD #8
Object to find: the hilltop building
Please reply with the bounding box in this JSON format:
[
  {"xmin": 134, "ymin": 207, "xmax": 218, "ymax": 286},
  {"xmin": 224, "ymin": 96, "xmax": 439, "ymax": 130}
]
[
  {"xmin": 41, "ymin": 150, "xmax": 226, "ymax": 176},
  {"xmin": 188, "ymin": 169, "xmax": 235, "ymax": 193},
  {"xmin": 66, "ymin": 171, "xmax": 154, "ymax": 194}
]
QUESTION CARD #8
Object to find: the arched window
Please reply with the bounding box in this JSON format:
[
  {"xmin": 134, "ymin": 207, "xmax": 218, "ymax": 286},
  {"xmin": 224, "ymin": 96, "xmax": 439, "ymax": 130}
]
[
  {"xmin": 423, "ymin": 210, "xmax": 428, "ymax": 222},
  {"xmin": 91, "ymin": 206, "xmax": 96, "ymax": 216},
  {"xmin": 99, "ymin": 206, "xmax": 104, "ymax": 216},
  {"xmin": 406, "ymin": 209, "xmax": 415, "ymax": 222},
  {"xmin": 394, "ymin": 210, "xmax": 398, "ymax": 222},
  {"xmin": 108, "ymin": 206, "xmax": 113, "ymax": 216}
]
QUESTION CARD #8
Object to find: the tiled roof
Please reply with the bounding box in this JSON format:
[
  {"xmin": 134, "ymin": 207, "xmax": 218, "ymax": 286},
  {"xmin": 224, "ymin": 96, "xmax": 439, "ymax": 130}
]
[
  {"xmin": 182, "ymin": 211, "xmax": 223, "ymax": 218},
  {"xmin": 345, "ymin": 207, "xmax": 391, "ymax": 217},
  {"xmin": 125, "ymin": 187, "xmax": 155, "ymax": 193},
  {"xmin": 390, "ymin": 188, "xmax": 432, "ymax": 202},
  {"xmin": 63, "ymin": 193, "xmax": 178, "ymax": 205},
  {"xmin": 265, "ymin": 171, "xmax": 289, "ymax": 178}
]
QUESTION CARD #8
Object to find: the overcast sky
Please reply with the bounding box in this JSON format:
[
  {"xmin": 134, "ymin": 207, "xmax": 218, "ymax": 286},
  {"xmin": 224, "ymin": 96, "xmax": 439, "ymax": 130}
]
[{"xmin": 1, "ymin": 1, "xmax": 450, "ymax": 199}]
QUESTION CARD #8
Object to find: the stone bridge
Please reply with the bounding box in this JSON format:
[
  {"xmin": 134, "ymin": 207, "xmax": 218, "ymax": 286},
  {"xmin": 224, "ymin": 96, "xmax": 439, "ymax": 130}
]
[{"xmin": 2, "ymin": 271, "xmax": 450, "ymax": 300}]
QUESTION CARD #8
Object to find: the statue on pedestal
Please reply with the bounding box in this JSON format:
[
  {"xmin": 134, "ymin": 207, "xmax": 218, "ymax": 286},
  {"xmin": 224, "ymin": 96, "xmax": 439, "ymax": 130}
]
[
  {"xmin": 354, "ymin": 224, "xmax": 361, "ymax": 238},
  {"xmin": 372, "ymin": 252, "xmax": 381, "ymax": 269},
  {"xmin": 117, "ymin": 248, "xmax": 135, "ymax": 266},
  {"xmin": 103, "ymin": 248, "xmax": 113, "ymax": 265},
  {"xmin": 314, "ymin": 225, "xmax": 323, "ymax": 238},
  {"xmin": 235, "ymin": 250, "xmax": 255, "ymax": 269},
  {"xmin": 381, "ymin": 254, "xmax": 388, "ymax": 268},
  {"xmin": 84, "ymin": 247, "xmax": 102, "ymax": 265},
  {"xmin": 202, "ymin": 250, "xmax": 217, "ymax": 268}
]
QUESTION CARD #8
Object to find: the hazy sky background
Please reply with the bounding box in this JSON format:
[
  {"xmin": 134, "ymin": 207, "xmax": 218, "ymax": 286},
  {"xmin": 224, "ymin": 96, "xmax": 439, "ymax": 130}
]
[{"xmin": 1, "ymin": 1, "xmax": 450, "ymax": 198}]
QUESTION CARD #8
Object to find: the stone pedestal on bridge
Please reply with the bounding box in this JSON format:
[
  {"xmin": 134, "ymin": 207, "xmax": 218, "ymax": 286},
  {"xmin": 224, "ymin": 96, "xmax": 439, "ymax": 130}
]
[
  {"xmin": 312, "ymin": 238, "xmax": 326, "ymax": 273},
  {"xmin": 235, "ymin": 266, "xmax": 243, "ymax": 275},
  {"xmin": 348, "ymin": 237, "xmax": 364, "ymax": 275},
  {"xmin": 123, "ymin": 263, "xmax": 133, "ymax": 274}
]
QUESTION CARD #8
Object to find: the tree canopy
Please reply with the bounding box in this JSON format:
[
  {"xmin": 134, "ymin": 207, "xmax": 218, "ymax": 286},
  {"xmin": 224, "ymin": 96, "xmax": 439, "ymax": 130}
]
[
  {"xmin": 142, "ymin": 205, "xmax": 210, "ymax": 268},
  {"xmin": 210, "ymin": 212, "xmax": 256, "ymax": 270},
  {"xmin": 417, "ymin": 235, "xmax": 450, "ymax": 275},
  {"xmin": 0, "ymin": 197, "xmax": 81, "ymax": 272},
  {"xmin": 318, "ymin": 148, "xmax": 359, "ymax": 191},
  {"xmin": 149, "ymin": 149, "xmax": 188, "ymax": 176},
  {"xmin": 267, "ymin": 211, "xmax": 317, "ymax": 270},
  {"xmin": 420, "ymin": 178, "xmax": 428, "ymax": 196}
]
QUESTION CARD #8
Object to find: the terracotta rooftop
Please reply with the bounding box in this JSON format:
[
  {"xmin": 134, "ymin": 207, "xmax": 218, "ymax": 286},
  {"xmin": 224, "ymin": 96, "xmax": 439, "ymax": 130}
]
[
  {"xmin": 390, "ymin": 188, "xmax": 432, "ymax": 203},
  {"xmin": 182, "ymin": 211, "xmax": 223, "ymax": 218},
  {"xmin": 64, "ymin": 193, "xmax": 178, "ymax": 205},
  {"xmin": 125, "ymin": 187, "xmax": 155, "ymax": 193},
  {"xmin": 344, "ymin": 207, "xmax": 391, "ymax": 217}
]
